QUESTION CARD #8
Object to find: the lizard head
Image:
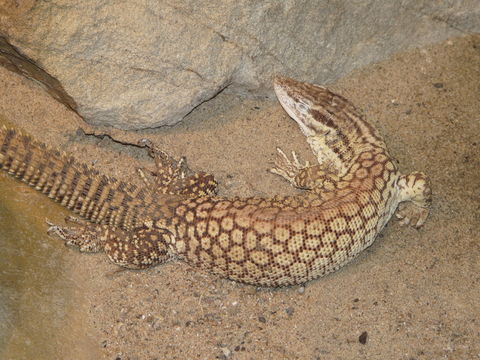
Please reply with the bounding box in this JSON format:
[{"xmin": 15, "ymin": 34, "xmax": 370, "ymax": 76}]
[
  {"xmin": 273, "ymin": 75, "xmax": 368, "ymax": 167},
  {"xmin": 273, "ymin": 75, "xmax": 330, "ymax": 138}
]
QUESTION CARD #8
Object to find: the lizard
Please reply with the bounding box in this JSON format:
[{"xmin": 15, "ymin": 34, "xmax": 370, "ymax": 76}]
[{"xmin": 0, "ymin": 76, "xmax": 431, "ymax": 287}]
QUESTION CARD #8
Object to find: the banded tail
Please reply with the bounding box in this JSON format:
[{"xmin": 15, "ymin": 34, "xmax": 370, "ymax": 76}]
[{"xmin": 0, "ymin": 126, "xmax": 154, "ymax": 230}]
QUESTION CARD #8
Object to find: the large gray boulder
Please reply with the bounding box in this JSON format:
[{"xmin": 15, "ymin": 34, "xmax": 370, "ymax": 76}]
[{"xmin": 0, "ymin": 0, "xmax": 478, "ymax": 129}]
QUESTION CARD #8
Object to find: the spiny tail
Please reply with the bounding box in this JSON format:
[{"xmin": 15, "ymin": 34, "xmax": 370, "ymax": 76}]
[{"xmin": 0, "ymin": 126, "xmax": 154, "ymax": 229}]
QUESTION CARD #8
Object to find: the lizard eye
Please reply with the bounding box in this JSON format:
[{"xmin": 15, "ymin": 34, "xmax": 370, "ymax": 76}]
[{"xmin": 296, "ymin": 101, "xmax": 309, "ymax": 115}]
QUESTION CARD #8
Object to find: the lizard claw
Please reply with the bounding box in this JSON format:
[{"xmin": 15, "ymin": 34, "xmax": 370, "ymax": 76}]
[
  {"xmin": 137, "ymin": 138, "xmax": 154, "ymax": 148},
  {"xmin": 269, "ymin": 147, "xmax": 309, "ymax": 185},
  {"xmin": 291, "ymin": 150, "xmax": 310, "ymax": 169},
  {"xmin": 396, "ymin": 203, "xmax": 429, "ymax": 228},
  {"xmin": 46, "ymin": 218, "xmax": 107, "ymax": 253}
]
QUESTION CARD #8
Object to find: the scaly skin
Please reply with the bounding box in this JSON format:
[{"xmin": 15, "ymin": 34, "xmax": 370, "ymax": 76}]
[{"xmin": 0, "ymin": 76, "xmax": 431, "ymax": 286}]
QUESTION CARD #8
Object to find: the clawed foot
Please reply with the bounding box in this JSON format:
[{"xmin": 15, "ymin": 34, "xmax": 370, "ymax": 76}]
[
  {"xmin": 396, "ymin": 172, "xmax": 431, "ymax": 228},
  {"xmin": 46, "ymin": 216, "xmax": 107, "ymax": 252},
  {"xmin": 396, "ymin": 203, "xmax": 429, "ymax": 228},
  {"xmin": 269, "ymin": 147, "xmax": 310, "ymax": 186},
  {"xmin": 138, "ymin": 138, "xmax": 217, "ymax": 197},
  {"xmin": 46, "ymin": 217, "xmax": 172, "ymax": 269},
  {"xmin": 137, "ymin": 138, "xmax": 189, "ymax": 188}
]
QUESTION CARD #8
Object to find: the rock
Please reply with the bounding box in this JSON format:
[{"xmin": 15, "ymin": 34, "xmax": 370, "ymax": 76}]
[
  {"xmin": 358, "ymin": 331, "xmax": 368, "ymax": 345},
  {"xmin": 0, "ymin": 36, "xmax": 76, "ymax": 111},
  {"xmin": 0, "ymin": 1, "xmax": 478, "ymax": 129}
]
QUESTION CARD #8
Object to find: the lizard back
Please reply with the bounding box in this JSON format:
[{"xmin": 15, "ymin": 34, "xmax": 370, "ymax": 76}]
[{"xmin": 157, "ymin": 77, "xmax": 412, "ymax": 286}]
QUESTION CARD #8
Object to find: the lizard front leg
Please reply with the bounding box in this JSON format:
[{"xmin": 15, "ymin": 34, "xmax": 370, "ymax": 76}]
[
  {"xmin": 47, "ymin": 217, "xmax": 174, "ymax": 269},
  {"xmin": 269, "ymin": 147, "xmax": 340, "ymax": 193},
  {"xmin": 269, "ymin": 147, "xmax": 310, "ymax": 187}
]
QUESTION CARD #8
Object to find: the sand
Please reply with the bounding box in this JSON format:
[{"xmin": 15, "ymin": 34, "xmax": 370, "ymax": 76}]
[{"xmin": 0, "ymin": 34, "xmax": 478, "ymax": 359}]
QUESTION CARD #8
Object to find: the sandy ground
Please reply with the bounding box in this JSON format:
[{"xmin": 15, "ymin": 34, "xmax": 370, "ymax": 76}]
[{"xmin": 0, "ymin": 34, "xmax": 479, "ymax": 359}]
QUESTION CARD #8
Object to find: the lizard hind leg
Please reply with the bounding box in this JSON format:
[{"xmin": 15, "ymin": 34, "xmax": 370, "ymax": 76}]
[
  {"xmin": 47, "ymin": 216, "xmax": 108, "ymax": 253},
  {"xmin": 47, "ymin": 217, "xmax": 173, "ymax": 269},
  {"xmin": 138, "ymin": 138, "xmax": 218, "ymax": 197},
  {"xmin": 395, "ymin": 172, "xmax": 432, "ymax": 228},
  {"xmin": 104, "ymin": 226, "xmax": 173, "ymax": 269}
]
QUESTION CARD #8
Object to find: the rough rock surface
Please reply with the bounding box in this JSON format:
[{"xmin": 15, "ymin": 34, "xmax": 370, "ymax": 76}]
[
  {"xmin": 0, "ymin": 0, "xmax": 478, "ymax": 129},
  {"xmin": 0, "ymin": 36, "xmax": 76, "ymax": 111}
]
